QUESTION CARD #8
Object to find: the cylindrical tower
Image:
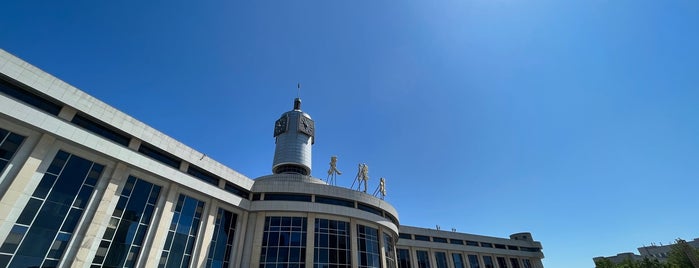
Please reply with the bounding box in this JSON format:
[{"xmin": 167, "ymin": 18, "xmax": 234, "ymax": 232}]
[{"xmin": 272, "ymin": 98, "xmax": 314, "ymax": 175}]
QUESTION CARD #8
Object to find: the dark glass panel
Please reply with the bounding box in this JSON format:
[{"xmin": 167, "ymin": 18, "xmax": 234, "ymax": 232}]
[
  {"xmin": 433, "ymin": 237, "xmax": 448, "ymax": 243},
  {"xmin": 46, "ymin": 157, "xmax": 92, "ymax": 205},
  {"xmin": 46, "ymin": 151, "xmax": 70, "ymax": 175},
  {"xmin": 16, "ymin": 198, "xmax": 41, "ymax": 225},
  {"xmin": 264, "ymin": 193, "xmax": 312, "ymax": 202},
  {"xmin": 435, "ymin": 252, "xmax": 448, "ymax": 268},
  {"xmin": 71, "ymin": 114, "xmax": 130, "ymax": 146},
  {"xmin": 60, "ymin": 208, "xmax": 83, "ymax": 232},
  {"xmin": 0, "ymin": 225, "xmax": 28, "ymax": 253},
  {"xmin": 510, "ymin": 258, "xmax": 521, "ymax": 268},
  {"xmin": 483, "ymin": 256, "xmax": 495, "ymax": 268},
  {"xmin": 414, "ymin": 235, "xmax": 430, "ymax": 242},
  {"xmin": 0, "ymin": 133, "xmax": 24, "ymax": 160},
  {"xmin": 45, "ymin": 232, "xmax": 71, "ymax": 258},
  {"xmin": 33, "ymin": 174, "xmax": 58, "ymax": 199},
  {"xmin": 497, "ymin": 257, "xmax": 508, "ymax": 268},
  {"xmin": 73, "ymin": 185, "xmax": 93, "ymax": 208},
  {"xmin": 315, "ymin": 196, "xmax": 354, "ymax": 208},
  {"xmin": 466, "ymin": 240, "xmax": 479, "ymax": 246},
  {"xmin": 452, "ymin": 253, "xmax": 465, "ymax": 268},
  {"xmin": 357, "ymin": 203, "xmax": 383, "ymax": 216},
  {"xmin": 468, "ymin": 255, "xmax": 481, "ymax": 268},
  {"xmin": 0, "ymin": 78, "xmax": 61, "ymax": 115},
  {"xmin": 398, "ymin": 233, "xmax": 412, "ymax": 240},
  {"xmin": 186, "ymin": 165, "xmax": 219, "ymax": 186},
  {"xmin": 137, "ymin": 144, "xmax": 180, "ymax": 169}
]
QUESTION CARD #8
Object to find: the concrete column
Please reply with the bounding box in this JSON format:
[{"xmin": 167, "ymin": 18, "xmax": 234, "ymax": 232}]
[
  {"xmin": 57, "ymin": 106, "xmax": 77, "ymax": 121},
  {"xmin": 67, "ymin": 162, "xmax": 127, "ymax": 268},
  {"xmin": 304, "ymin": 213, "xmax": 316, "ymax": 268},
  {"xmin": 378, "ymin": 228, "xmax": 386, "ymax": 268},
  {"xmin": 127, "ymin": 137, "xmax": 141, "ymax": 151},
  {"xmin": 350, "ymin": 218, "xmax": 358, "ymax": 268},
  {"xmin": 231, "ymin": 210, "xmax": 249, "ymax": 267},
  {"xmin": 179, "ymin": 161, "xmax": 189, "ymax": 173},
  {"xmin": 144, "ymin": 184, "xmax": 180, "ymax": 267},
  {"xmin": 138, "ymin": 180, "xmax": 173, "ymax": 268},
  {"xmin": 248, "ymin": 212, "xmax": 266, "ymax": 268},
  {"xmin": 195, "ymin": 199, "xmax": 218, "ymax": 267},
  {"xmin": 0, "ymin": 133, "xmax": 55, "ymax": 242}
]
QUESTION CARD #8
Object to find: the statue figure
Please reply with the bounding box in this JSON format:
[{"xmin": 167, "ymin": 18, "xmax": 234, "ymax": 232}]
[
  {"xmin": 351, "ymin": 163, "xmax": 369, "ymax": 192},
  {"xmin": 326, "ymin": 156, "xmax": 342, "ymax": 185},
  {"xmin": 373, "ymin": 177, "xmax": 386, "ymax": 200}
]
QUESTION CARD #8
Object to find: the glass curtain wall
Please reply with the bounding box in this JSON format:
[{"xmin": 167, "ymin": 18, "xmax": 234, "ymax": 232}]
[
  {"xmin": 434, "ymin": 252, "xmax": 448, "ymax": 268},
  {"xmin": 92, "ymin": 175, "xmax": 161, "ymax": 267},
  {"xmin": 468, "ymin": 255, "xmax": 481, "ymax": 268},
  {"xmin": 259, "ymin": 216, "xmax": 307, "ymax": 268},
  {"xmin": 383, "ymin": 233, "xmax": 397, "ymax": 268},
  {"xmin": 452, "ymin": 253, "xmax": 465, "ymax": 268},
  {"xmin": 0, "ymin": 128, "xmax": 25, "ymax": 173},
  {"xmin": 159, "ymin": 194, "xmax": 205, "ymax": 268},
  {"xmin": 416, "ymin": 250, "xmax": 430, "ymax": 268},
  {"xmin": 356, "ymin": 225, "xmax": 381, "ymax": 268},
  {"xmin": 397, "ymin": 249, "xmax": 411, "ymax": 268},
  {"xmin": 206, "ymin": 208, "xmax": 238, "ymax": 268},
  {"xmin": 0, "ymin": 151, "xmax": 104, "ymax": 267},
  {"xmin": 313, "ymin": 219, "xmax": 351, "ymax": 267}
]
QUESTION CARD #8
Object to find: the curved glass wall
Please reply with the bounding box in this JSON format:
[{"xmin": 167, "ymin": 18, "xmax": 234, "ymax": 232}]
[
  {"xmin": 0, "ymin": 151, "xmax": 104, "ymax": 267},
  {"xmin": 259, "ymin": 216, "xmax": 307, "ymax": 268},
  {"xmin": 357, "ymin": 225, "xmax": 381, "ymax": 268},
  {"xmin": 314, "ymin": 219, "xmax": 351, "ymax": 267},
  {"xmin": 92, "ymin": 175, "xmax": 161, "ymax": 267},
  {"xmin": 206, "ymin": 208, "xmax": 238, "ymax": 268}
]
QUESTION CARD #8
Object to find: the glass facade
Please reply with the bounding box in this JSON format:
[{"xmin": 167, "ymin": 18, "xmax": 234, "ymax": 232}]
[
  {"xmin": 468, "ymin": 255, "xmax": 481, "ymax": 268},
  {"xmin": 496, "ymin": 257, "xmax": 508, "ymax": 268},
  {"xmin": 0, "ymin": 128, "xmax": 25, "ymax": 174},
  {"xmin": 357, "ymin": 224, "xmax": 381, "ymax": 268},
  {"xmin": 509, "ymin": 258, "xmax": 521, "ymax": 268},
  {"xmin": 522, "ymin": 259, "xmax": 532, "ymax": 268},
  {"xmin": 260, "ymin": 216, "xmax": 307, "ymax": 268},
  {"xmin": 0, "ymin": 150, "xmax": 104, "ymax": 267},
  {"xmin": 159, "ymin": 194, "xmax": 205, "ymax": 268},
  {"xmin": 397, "ymin": 248, "xmax": 411, "ymax": 268},
  {"xmin": 434, "ymin": 252, "xmax": 448, "ymax": 268},
  {"xmin": 92, "ymin": 175, "xmax": 161, "ymax": 267},
  {"xmin": 483, "ymin": 256, "xmax": 495, "ymax": 268},
  {"xmin": 206, "ymin": 208, "xmax": 238, "ymax": 268},
  {"xmin": 416, "ymin": 250, "xmax": 430, "ymax": 268},
  {"xmin": 384, "ymin": 232, "xmax": 397, "ymax": 268},
  {"xmin": 314, "ymin": 219, "xmax": 351, "ymax": 268},
  {"xmin": 452, "ymin": 253, "xmax": 465, "ymax": 268}
]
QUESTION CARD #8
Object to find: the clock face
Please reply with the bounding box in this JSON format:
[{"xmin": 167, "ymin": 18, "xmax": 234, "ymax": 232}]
[
  {"xmin": 298, "ymin": 116, "xmax": 315, "ymax": 138},
  {"xmin": 274, "ymin": 115, "xmax": 288, "ymax": 137}
]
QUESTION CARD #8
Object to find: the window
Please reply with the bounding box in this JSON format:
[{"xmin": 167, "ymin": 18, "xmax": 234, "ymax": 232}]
[
  {"xmin": 384, "ymin": 233, "xmax": 397, "ymax": 268},
  {"xmin": 509, "ymin": 258, "xmax": 521, "ymax": 268},
  {"xmin": 187, "ymin": 165, "xmax": 219, "ymax": 186},
  {"xmin": 450, "ymin": 239, "xmax": 464, "ymax": 245},
  {"xmin": 483, "ymin": 256, "xmax": 495, "ymax": 268},
  {"xmin": 416, "ymin": 250, "xmax": 431, "ymax": 268},
  {"xmin": 397, "ymin": 248, "xmax": 412, "ymax": 268},
  {"xmin": 357, "ymin": 225, "xmax": 381, "ymax": 268},
  {"xmin": 92, "ymin": 176, "xmax": 161, "ymax": 267},
  {"xmin": 466, "ymin": 240, "xmax": 479, "ymax": 246},
  {"xmin": 481, "ymin": 242, "xmax": 493, "ymax": 248},
  {"xmin": 523, "ymin": 259, "xmax": 532, "ymax": 268},
  {"xmin": 432, "ymin": 237, "xmax": 448, "ymax": 243},
  {"xmin": 452, "ymin": 253, "xmax": 465, "ymax": 268},
  {"xmin": 507, "ymin": 245, "xmax": 519, "ymax": 251},
  {"xmin": 468, "ymin": 255, "xmax": 481, "ymax": 268},
  {"xmin": 264, "ymin": 193, "xmax": 312, "ymax": 202},
  {"xmin": 0, "ymin": 151, "xmax": 104, "ymax": 268},
  {"xmin": 259, "ymin": 216, "xmax": 307, "ymax": 267},
  {"xmin": 315, "ymin": 195, "xmax": 354, "ymax": 208},
  {"xmin": 357, "ymin": 203, "xmax": 383, "ymax": 216},
  {"xmin": 138, "ymin": 143, "xmax": 181, "ymax": 169},
  {"xmin": 71, "ymin": 114, "xmax": 130, "ymax": 146},
  {"xmin": 0, "ymin": 78, "xmax": 61, "ymax": 115},
  {"xmin": 206, "ymin": 208, "xmax": 238, "ymax": 268},
  {"xmin": 224, "ymin": 182, "xmax": 250, "ymax": 199},
  {"xmin": 414, "ymin": 235, "xmax": 430, "ymax": 242},
  {"xmin": 494, "ymin": 244, "xmax": 506, "ymax": 249},
  {"xmin": 434, "ymin": 252, "xmax": 448, "ymax": 268},
  {"xmin": 314, "ymin": 219, "xmax": 351, "ymax": 268},
  {"xmin": 496, "ymin": 257, "xmax": 508, "ymax": 268},
  {"xmin": 0, "ymin": 128, "xmax": 25, "ymax": 174},
  {"xmin": 160, "ymin": 194, "xmax": 205, "ymax": 268}
]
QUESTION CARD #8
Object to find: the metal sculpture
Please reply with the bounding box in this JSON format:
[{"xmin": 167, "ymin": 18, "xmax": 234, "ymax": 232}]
[{"xmin": 326, "ymin": 156, "xmax": 342, "ymax": 185}]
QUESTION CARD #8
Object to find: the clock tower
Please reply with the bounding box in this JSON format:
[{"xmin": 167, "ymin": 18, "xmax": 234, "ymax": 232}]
[{"xmin": 271, "ymin": 98, "xmax": 314, "ymax": 175}]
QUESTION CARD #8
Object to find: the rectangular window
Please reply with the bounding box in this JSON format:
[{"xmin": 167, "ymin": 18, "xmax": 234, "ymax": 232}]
[
  {"xmin": 264, "ymin": 193, "xmax": 312, "ymax": 202},
  {"xmin": 357, "ymin": 225, "xmax": 381, "ymax": 268},
  {"xmin": 357, "ymin": 203, "xmax": 383, "ymax": 216},
  {"xmin": 0, "ymin": 151, "xmax": 104, "ymax": 268},
  {"xmin": 481, "ymin": 242, "xmax": 493, "ymax": 248},
  {"xmin": 92, "ymin": 176, "xmax": 161, "ymax": 267},
  {"xmin": 186, "ymin": 165, "xmax": 220, "ymax": 186},
  {"xmin": 434, "ymin": 252, "xmax": 448, "ymax": 268},
  {"xmin": 523, "ymin": 259, "xmax": 532, "ymax": 268},
  {"xmin": 416, "ymin": 250, "xmax": 431, "ymax": 268},
  {"xmin": 452, "ymin": 253, "xmax": 465, "ymax": 268},
  {"xmin": 314, "ymin": 219, "xmax": 351, "ymax": 268},
  {"xmin": 507, "ymin": 245, "xmax": 519, "ymax": 251},
  {"xmin": 483, "ymin": 256, "xmax": 495, "ymax": 268},
  {"xmin": 432, "ymin": 237, "xmax": 448, "ymax": 243},
  {"xmin": 259, "ymin": 216, "xmax": 307, "ymax": 268},
  {"xmin": 160, "ymin": 194, "xmax": 205, "ymax": 268},
  {"xmin": 466, "ymin": 240, "xmax": 479, "ymax": 246},
  {"xmin": 496, "ymin": 257, "xmax": 508, "ymax": 268},
  {"xmin": 224, "ymin": 182, "xmax": 250, "ymax": 199},
  {"xmin": 414, "ymin": 235, "xmax": 430, "ymax": 242},
  {"xmin": 397, "ymin": 248, "xmax": 412, "ymax": 268},
  {"xmin": 468, "ymin": 255, "xmax": 481, "ymax": 268},
  {"xmin": 315, "ymin": 195, "xmax": 355, "ymax": 208},
  {"xmin": 206, "ymin": 208, "xmax": 238, "ymax": 268},
  {"xmin": 384, "ymin": 233, "xmax": 397, "ymax": 268},
  {"xmin": 450, "ymin": 239, "xmax": 464, "ymax": 245},
  {"xmin": 71, "ymin": 114, "xmax": 131, "ymax": 146},
  {"xmin": 0, "ymin": 78, "xmax": 61, "ymax": 115},
  {"xmin": 0, "ymin": 128, "xmax": 26, "ymax": 174},
  {"xmin": 494, "ymin": 244, "xmax": 506, "ymax": 249},
  {"xmin": 399, "ymin": 233, "xmax": 412, "ymax": 240},
  {"xmin": 138, "ymin": 143, "xmax": 181, "ymax": 169},
  {"xmin": 509, "ymin": 258, "xmax": 521, "ymax": 268}
]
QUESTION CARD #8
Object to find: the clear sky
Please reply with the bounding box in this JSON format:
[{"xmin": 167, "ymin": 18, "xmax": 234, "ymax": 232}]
[{"xmin": 2, "ymin": 1, "xmax": 698, "ymax": 267}]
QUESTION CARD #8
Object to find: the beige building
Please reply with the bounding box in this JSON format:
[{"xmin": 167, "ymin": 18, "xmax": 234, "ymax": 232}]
[{"xmin": 0, "ymin": 48, "xmax": 544, "ymax": 268}]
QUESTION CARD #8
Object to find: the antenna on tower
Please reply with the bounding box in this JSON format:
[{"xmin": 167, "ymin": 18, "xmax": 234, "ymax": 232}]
[{"xmin": 297, "ymin": 82, "xmax": 301, "ymax": 98}]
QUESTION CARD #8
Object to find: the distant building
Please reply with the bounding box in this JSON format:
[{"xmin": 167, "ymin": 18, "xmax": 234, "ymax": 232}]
[
  {"xmin": 0, "ymin": 48, "xmax": 544, "ymax": 268},
  {"xmin": 594, "ymin": 238, "xmax": 699, "ymax": 266}
]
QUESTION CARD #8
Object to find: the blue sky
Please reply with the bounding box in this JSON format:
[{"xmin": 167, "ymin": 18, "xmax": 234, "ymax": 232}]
[{"xmin": 2, "ymin": 1, "xmax": 698, "ymax": 267}]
